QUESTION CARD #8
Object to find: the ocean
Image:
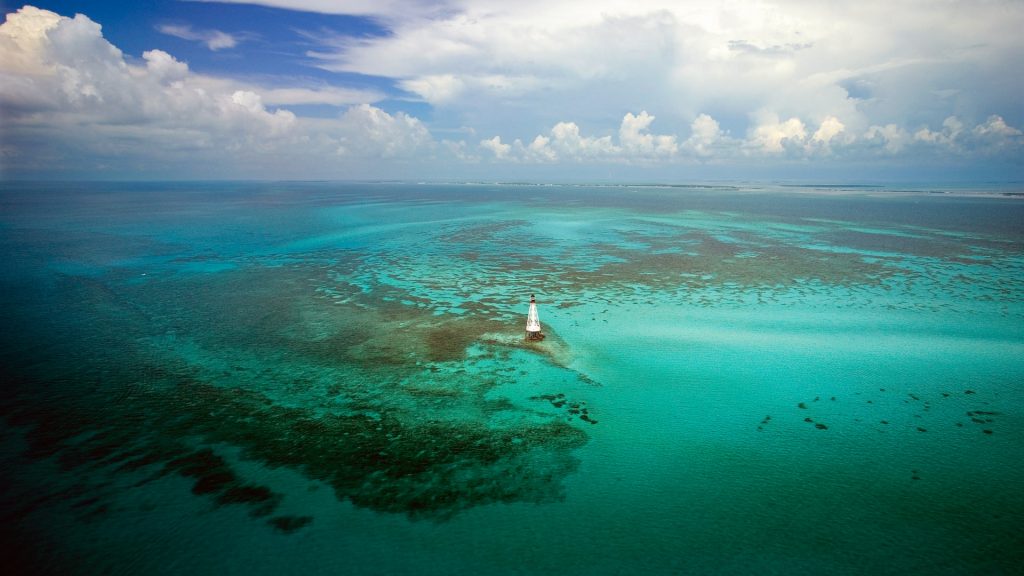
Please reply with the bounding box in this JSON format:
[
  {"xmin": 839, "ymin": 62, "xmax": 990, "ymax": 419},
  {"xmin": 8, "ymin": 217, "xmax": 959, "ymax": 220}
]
[{"xmin": 1, "ymin": 181, "xmax": 1022, "ymax": 574}]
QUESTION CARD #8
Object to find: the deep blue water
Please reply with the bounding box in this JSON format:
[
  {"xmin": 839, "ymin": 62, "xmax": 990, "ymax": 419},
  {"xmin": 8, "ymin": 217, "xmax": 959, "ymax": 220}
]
[{"xmin": 2, "ymin": 181, "xmax": 1023, "ymax": 574}]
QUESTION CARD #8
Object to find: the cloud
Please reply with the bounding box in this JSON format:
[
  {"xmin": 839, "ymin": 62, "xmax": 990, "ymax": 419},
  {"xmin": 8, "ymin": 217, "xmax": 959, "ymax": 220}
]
[
  {"xmin": 523, "ymin": 135, "xmax": 557, "ymax": 162},
  {"xmin": 399, "ymin": 74, "xmax": 464, "ymax": 105},
  {"xmin": 0, "ymin": 6, "xmax": 432, "ymax": 177},
  {"xmin": 863, "ymin": 124, "xmax": 911, "ymax": 154},
  {"xmin": 143, "ymin": 49, "xmax": 189, "ymax": 82},
  {"xmin": 619, "ymin": 111, "xmax": 677, "ymax": 156},
  {"xmin": 683, "ymin": 114, "xmax": 728, "ymax": 158},
  {"xmin": 910, "ymin": 114, "xmax": 1023, "ymax": 156},
  {"xmin": 259, "ymin": 86, "xmax": 385, "ymax": 107},
  {"xmin": 914, "ymin": 116, "xmax": 963, "ymax": 147},
  {"xmin": 442, "ymin": 138, "xmax": 478, "ymax": 162},
  {"xmin": 479, "ymin": 135, "xmax": 511, "ymax": 159},
  {"xmin": 746, "ymin": 113, "xmax": 807, "ymax": 154},
  {"xmin": 547, "ymin": 121, "xmax": 618, "ymax": 159},
  {"xmin": 812, "ymin": 116, "xmax": 845, "ymax": 146},
  {"xmin": 478, "ymin": 110, "xmax": 680, "ymax": 163},
  {"xmin": 742, "ymin": 113, "xmax": 855, "ymax": 156},
  {"xmin": 968, "ymin": 115, "xmax": 1023, "ymax": 155},
  {"xmin": 973, "ymin": 115, "xmax": 1022, "ymax": 138},
  {"xmin": 157, "ymin": 24, "xmax": 239, "ymax": 51},
  {"xmin": 288, "ymin": 0, "xmax": 1022, "ymax": 162},
  {"xmin": 0, "ymin": 6, "xmax": 289, "ymax": 129},
  {"xmin": 335, "ymin": 103, "xmax": 432, "ymax": 157},
  {"xmin": 2, "ymin": 3, "xmax": 1021, "ymax": 178}
]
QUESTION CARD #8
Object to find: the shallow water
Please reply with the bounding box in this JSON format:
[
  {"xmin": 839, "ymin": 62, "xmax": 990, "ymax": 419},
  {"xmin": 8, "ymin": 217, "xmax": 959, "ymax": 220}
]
[{"xmin": 1, "ymin": 182, "xmax": 1022, "ymax": 574}]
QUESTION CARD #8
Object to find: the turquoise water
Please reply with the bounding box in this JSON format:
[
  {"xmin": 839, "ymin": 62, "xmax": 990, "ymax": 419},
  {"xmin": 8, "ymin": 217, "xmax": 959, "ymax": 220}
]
[{"xmin": 1, "ymin": 182, "xmax": 1022, "ymax": 574}]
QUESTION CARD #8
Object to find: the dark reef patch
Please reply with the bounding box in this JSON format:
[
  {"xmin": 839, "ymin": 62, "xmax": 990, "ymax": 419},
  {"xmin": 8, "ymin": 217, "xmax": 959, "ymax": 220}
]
[
  {"xmin": 269, "ymin": 515, "xmax": 314, "ymax": 534},
  {"xmin": 5, "ymin": 370, "xmax": 589, "ymax": 524},
  {"xmin": 219, "ymin": 485, "xmax": 274, "ymax": 503},
  {"xmin": 425, "ymin": 324, "xmax": 481, "ymax": 362},
  {"xmin": 786, "ymin": 387, "xmax": 1011, "ymax": 444},
  {"xmin": 531, "ymin": 394, "xmax": 596, "ymax": 426},
  {"xmin": 164, "ymin": 448, "xmax": 237, "ymax": 495}
]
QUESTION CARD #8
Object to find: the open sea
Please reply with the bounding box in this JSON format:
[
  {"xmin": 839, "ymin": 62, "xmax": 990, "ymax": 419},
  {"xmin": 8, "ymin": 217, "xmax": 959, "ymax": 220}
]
[{"xmin": 1, "ymin": 181, "xmax": 1022, "ymax": 575}]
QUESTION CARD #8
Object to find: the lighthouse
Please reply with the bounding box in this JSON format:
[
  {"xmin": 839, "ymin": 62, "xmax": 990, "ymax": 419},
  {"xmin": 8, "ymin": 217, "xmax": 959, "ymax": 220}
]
[{"xmin": 525, "ymin": 294, "xmax": 545, "ymax": 341}]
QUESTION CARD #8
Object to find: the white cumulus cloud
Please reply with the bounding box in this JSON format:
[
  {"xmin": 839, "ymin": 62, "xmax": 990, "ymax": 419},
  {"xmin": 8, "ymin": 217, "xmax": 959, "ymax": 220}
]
[
  {"xmin": 479, "ymin": 135, "xmax": 511, "ymax": 159},
  {"xmin": 973, "ymin": 115, "xmax": 1022, "ymax": 138},
  {"xmin": 143, "ymin": 49, "xmax": 189, "ymax": 83},
  {"xmin": 914, "ymin": 116, "xmax": 963, "ymax": 147},
  {"xmin": 619, "ymin": 111, "xmax": 678, "ymax": 157},
  {"xmin": 335, "ymin": 103, "xmax": 432, "ymax": 157},
  {"xmin": 683, "ymin": 114, "xmax": 729, "ymax": 157},
  {"xmin": 746, "ymin": 113, "xmax": 807, "ymax": 154},
  {"xmin": 864, "ymin": 124, "xmax": 910, "ymax": 154},
  {"xmin": 812, "ymin": 116, "xmax": 845, "ymax": 145}
]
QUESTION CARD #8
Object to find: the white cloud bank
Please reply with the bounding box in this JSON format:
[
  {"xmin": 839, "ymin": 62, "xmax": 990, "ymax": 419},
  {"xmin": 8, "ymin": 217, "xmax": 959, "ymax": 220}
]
[
  {"xmin": 292, "ymin": 1, "xmax": 1023, "ymax": 130},
  {"xmin": 479, "ymin": 111, "xmax": 678, "ymax": 163},
  {"xmin": 0, "ymin": 3, "xmax": 1021, "ymax": 179},
  {"xmin": 476, "ymin": 109, "xmax": 1020, "ymax": 166}
]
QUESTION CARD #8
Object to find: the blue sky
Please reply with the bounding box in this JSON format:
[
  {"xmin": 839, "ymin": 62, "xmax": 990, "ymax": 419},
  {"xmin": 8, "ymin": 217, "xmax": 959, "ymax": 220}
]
[{"xmin": 1, "ymin": 0, "xmax": 1022, "ymax": 181}]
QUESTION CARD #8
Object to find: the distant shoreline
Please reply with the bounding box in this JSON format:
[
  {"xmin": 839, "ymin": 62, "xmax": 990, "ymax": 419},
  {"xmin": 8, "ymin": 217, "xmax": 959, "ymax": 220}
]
[{"xmin": 2, "ymin": 179, "xmax": 1022, "ymax": 198}]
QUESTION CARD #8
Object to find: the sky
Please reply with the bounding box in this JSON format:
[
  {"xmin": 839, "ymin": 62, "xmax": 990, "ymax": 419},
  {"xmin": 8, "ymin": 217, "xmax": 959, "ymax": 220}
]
[{"xmin": 0, "ymin": 0, "xmax": 1022, "ymax": 182}]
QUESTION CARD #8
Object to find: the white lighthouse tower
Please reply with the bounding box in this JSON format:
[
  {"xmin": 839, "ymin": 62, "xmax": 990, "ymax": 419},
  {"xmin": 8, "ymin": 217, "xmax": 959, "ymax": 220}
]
[{"xmin": 525, "ymin": 294, "xmax": 544, "ymax": 341}]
